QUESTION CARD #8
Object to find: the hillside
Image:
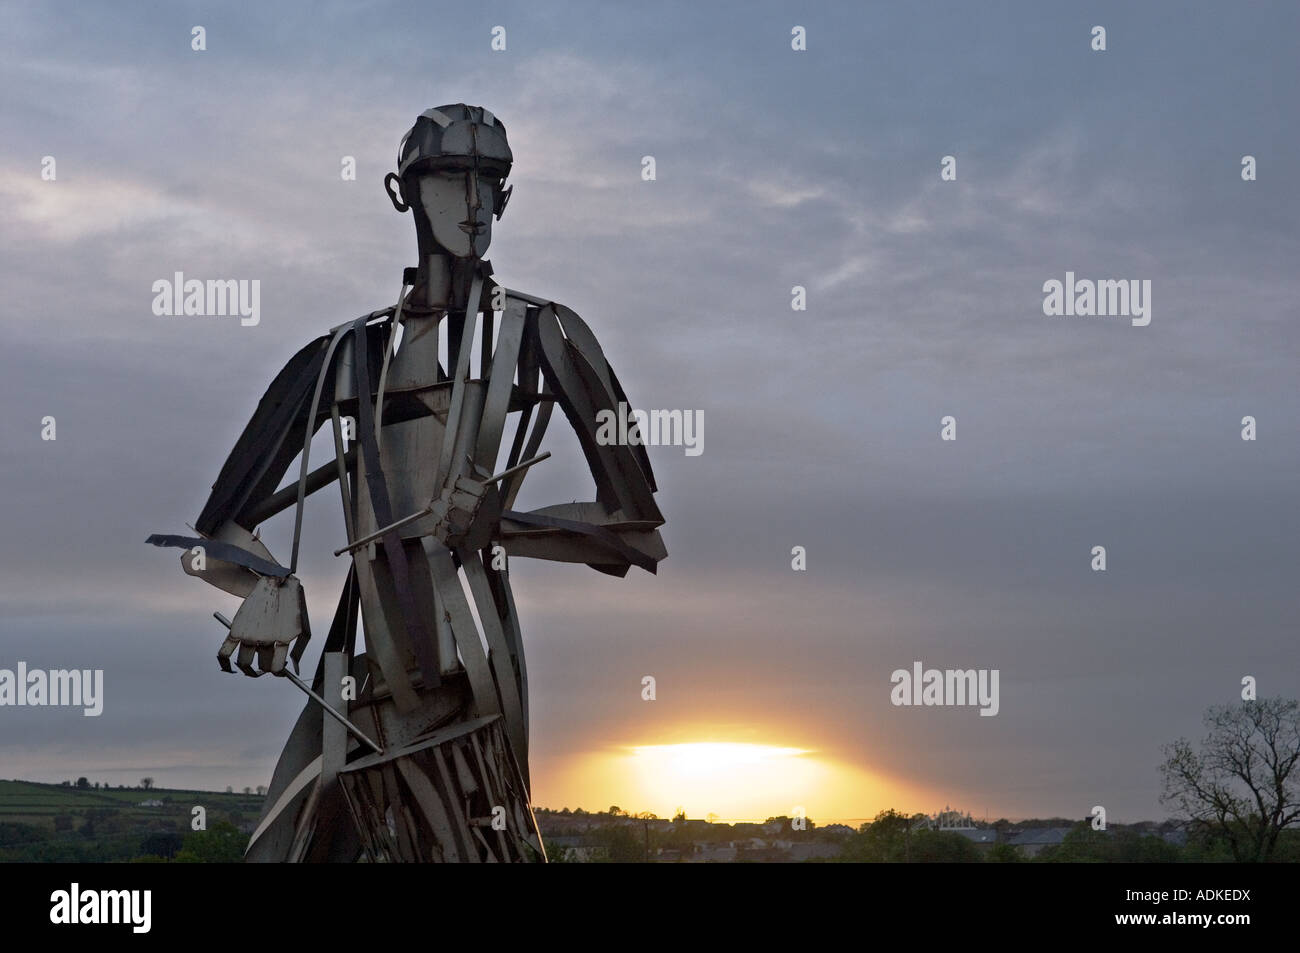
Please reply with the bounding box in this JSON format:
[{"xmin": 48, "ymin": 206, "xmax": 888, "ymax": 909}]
[{"xmin": 0, "ymin": 779, "xmax": 261, "ymax": 862}]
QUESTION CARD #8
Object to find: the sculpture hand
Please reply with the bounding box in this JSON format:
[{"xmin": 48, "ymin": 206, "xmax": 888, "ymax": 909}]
[
  {"xmin": 428, "ymin": 475, "xmax": 499, "ymax": 550},
  {"xmin": 217, "ymin": 575, "xmax": 308, "ymax": 677}
]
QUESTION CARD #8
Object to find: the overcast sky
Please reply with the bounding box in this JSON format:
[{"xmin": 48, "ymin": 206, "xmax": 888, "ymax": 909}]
[{"xmin": 1, "ymin": 1, "xmax": 1297, "ymax": 822}]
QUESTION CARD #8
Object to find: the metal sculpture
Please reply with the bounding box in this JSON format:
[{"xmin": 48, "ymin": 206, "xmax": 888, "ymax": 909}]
[{"xmin": 148, "ymin": 105, "xmax": 666, "ymax": 862}]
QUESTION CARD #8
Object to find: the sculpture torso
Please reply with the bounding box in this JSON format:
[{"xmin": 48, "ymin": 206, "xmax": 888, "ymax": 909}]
[{"xmin": 170, "ymin": 278, "xmax": 666, "ymax": 863}]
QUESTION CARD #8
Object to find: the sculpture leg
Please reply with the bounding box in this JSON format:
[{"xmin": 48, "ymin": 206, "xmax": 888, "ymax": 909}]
[{"xmin": 337, "ymin": 715, "xmax": 543, "ymax": 862}]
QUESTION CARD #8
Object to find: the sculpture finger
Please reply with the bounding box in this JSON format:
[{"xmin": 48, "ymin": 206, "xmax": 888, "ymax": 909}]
[
  {"xmin": 270, "ymin": 642, "xmax": 290, "ymax": 675},
  {"xmin": 236, "ymin": 642, "xmax": 261, "ymax": 677},
  {"xmin": 217, "ymin": 635, "xmax": 240, "ymax": 673}
]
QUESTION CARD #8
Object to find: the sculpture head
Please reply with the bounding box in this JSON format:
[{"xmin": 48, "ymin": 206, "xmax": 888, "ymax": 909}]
[{"xmin": 385, "ymin": 104, "xmax": 513, "ymax": 261}]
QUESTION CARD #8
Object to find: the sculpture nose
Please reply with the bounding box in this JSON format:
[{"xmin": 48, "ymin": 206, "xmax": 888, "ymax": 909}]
[{"xmin": 464, "ymin": 172, "xmax": 484, "ymax": 218}]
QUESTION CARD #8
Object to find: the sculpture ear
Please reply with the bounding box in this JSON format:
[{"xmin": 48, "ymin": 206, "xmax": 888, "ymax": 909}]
[
  {"xmin": 494, "ymin": 183, "xmax": 513, "ymax": 220},
  {"xmin": 384, "ymin": 172, "xmax": 410, "ymax": 212}
]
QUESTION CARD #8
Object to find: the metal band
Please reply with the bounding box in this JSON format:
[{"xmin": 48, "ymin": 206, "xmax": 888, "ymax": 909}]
[
  {"xmin": 350, "ymin": 314, "xmax": 441, "ymax": 690},
  {"xmin": 373, "ymin": 282, "xmax": 410, "ymax": 453},
  {"xmin": 144, "ymin": 534, "xmax": 290, "ymax": 578},
  {"xmin": 435, "ymin": 274, "xmax": 485, "ymax": 489},
  {"xmin": 290, "ymin": 322, "xmax": 354, "ymax": 573},
  {"xmin": 474, "ymin": 296, "xmax": 527, "ymax": 471},
  {"xmin": 498, "ymin": 510, "xmax": 659, "ymax": 574},
  {"xmin": 459, "ymin": 547, "xmax": 528, "ymax": 768}
]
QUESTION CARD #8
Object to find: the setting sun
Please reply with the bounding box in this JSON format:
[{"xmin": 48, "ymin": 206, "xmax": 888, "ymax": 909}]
[
  {"xmin": 623, "ymin": 743, "xmax": 823, "ymax": 820},
  {"xmin": 539, "ymin": 739, "xmax": 930, "ymax": 824}
]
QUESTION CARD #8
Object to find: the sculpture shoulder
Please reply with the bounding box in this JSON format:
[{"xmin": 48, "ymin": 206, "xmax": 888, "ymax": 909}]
[
  {"xmin": 503, "ymin": 288, "xmax": 613, "ymax": 373},
  {"xmin": 326, "ymin": 304, "xmax": 397, "ymax": 337},
  {"xmin": 501, "ymin": 287, "xmax": 599, "ymax": 335},
  {"xmin": 502, "ymin": 286, "xmax": 659, "ymax": 504},
  {"xmin": 193, "ymin": 306, "xmax": 395, "ymax": 535}
]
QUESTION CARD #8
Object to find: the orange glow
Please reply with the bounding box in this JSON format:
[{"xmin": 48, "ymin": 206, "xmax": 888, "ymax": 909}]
[{"xmin": 537, "ymin": 740, "xmax": 934, "ymax": 824}]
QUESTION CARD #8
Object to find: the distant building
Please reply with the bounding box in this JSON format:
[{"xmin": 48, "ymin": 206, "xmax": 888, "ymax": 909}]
[
  {"xmin": 689, "ymin": 845, "xmax": 738, "ymax": 863},
  {"xmin": 789, "ymin": 843, "xmax": 841, "ymax": 862},
  {"xmin": 136, "ymin": 799, "xmax": 164, "ymax": 808},
  {"xmin": 545, "ymin": 835, "xmax": 605, "ymax": 863},
  {"xmin": 1006, "ymin": 827, "xmax": 1071, "ymax": 857},
  {"xmin": 933, "ymin": 805, "xmax": 977, "ymax": 830}
]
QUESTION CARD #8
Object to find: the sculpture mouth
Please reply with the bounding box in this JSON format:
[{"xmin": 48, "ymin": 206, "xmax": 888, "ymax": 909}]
[{"xmin": 458, "ymin": 220, "xmax": 485, "ymax": 236}]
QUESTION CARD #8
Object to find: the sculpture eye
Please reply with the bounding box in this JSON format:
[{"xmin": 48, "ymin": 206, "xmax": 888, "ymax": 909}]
[{"xmin": 494, "ymin": 183, "xmax": 513, "ymax": 220}]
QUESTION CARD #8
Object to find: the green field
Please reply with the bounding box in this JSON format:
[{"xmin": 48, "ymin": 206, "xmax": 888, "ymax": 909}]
[{"xmin": 0, "ymin": 780, "xmax": 261, "ymax": 862}]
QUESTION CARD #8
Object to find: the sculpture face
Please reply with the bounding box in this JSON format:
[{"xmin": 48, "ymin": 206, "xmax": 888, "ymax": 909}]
[{"xmin": 415, "ymin": 169, "xmax": 498, "ymax": 259}]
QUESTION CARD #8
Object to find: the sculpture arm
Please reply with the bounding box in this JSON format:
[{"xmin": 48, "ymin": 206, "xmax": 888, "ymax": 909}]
[
  {"xmin": 494, "ymin": 297, "xmax": 666, "ymax": 576},
  {"xmin": 146, "ymin": 313, "xmax": 394, "ymax": 674}
]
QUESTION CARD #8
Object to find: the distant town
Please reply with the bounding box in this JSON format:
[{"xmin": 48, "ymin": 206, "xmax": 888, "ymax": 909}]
[
  {"xmin": 535, "ymin": 804, "xmax": 1205, "ymax": 863},
  {"xmin": 6, "ymin": 778, "xmax": 1289, "ymax": 862}
]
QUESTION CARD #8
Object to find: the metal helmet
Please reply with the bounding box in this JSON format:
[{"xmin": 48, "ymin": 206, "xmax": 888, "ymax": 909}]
[{"xmin": 394, "ymin": 104, "xmax": 513, "ymax": 218}]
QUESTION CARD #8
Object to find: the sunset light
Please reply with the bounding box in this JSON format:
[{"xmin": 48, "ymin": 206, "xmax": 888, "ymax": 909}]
[
  {"xmin": 624, "ymin": 742, "xmax": 826, "ymax": 821},
  {"xmin": 540, "ymin": 739, "xmax": 929, "ymax": 824},
  {"xmin": 632, "ymin": 742, "xmax": 810, "ymax": 777}
]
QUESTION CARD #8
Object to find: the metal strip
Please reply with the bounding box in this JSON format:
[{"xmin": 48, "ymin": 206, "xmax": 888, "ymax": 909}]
[
  {"xmin": 474, "ymin": 296, "xmax": 527, "ymax": 472},
  {"xmin": 245, "ymin": 755, "xmax": 322, "ymax": 853},
  {"xmin": 534, "ymin": 306, "xmax": 661, "ymax": 520},
  {"xmin": 498, "ymin": 510, "xmax": 658, "ymax": 573},
  {"xmin": 395, "ymin": 757, "xmax": 453, "ymax": 861},
  {"xmin": 423, "ymin": 542, "xmax": 501, "ymax": 716},
  {"xmin": 195, "ymin": 336, "xmax": 329, "ymax": 535},
  {"xmin": 330, "ymin": 406, "xmax": 355, "ymax": 544},
  {"xmin": 144, "ymin": 534, "xmax": 290, "ymax": 578},
  {"xmin": 435, "ymin": 274, "xmax": 485, "ymax": 489},
  {"xmin": 430, "ymin": 748, "xmax": 477, "ymax": 861},
  {"xmin": 488, "ymin": 563, "xmax": 529, "ymax": 744},
  {"xmin": 459, "ymin": 548, "xmax": 528, "ymax": 766},
  {"xmin": 502, "ymin": 400, "xmax": 552, "ymax": 511},
  {"xmin": 350, "ymin": 313, "xmax": 441, "ymax": 689},
  {"xmin": 374, "ymin": 283, "xmax": 410, "ymax": 453},
  {"xmin": 290, "ymin": 323, "xmax": 353, "ymax": 572}
]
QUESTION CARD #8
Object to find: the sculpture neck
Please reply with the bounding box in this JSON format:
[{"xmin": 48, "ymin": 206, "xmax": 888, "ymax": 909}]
[{"xmin": 409, "ymin": 254, "xmax": 486, "ymax": 312}]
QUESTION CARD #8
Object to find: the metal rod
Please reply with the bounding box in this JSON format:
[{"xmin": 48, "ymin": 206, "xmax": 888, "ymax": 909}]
[
  {"xmin": 213, "ymin": 611, "xmax": 383, "ymax": 754},
  {"xmin": 244, "ymin": 448, "xmax": 355, "ymax": 527},
  {"xmin": 484, "ymin": 451, "xmax": 550, "ymax": 485},
  {"xmin": 282, "ymin": 669, "xmax": 384, "ymax": 755},
  {"xmin": 333, "ymin": 502, "xmax": 434, "ymax": 556},
  {"xmin": 331, "ymin": 452, "xmax": 551, "ymax": 557}
]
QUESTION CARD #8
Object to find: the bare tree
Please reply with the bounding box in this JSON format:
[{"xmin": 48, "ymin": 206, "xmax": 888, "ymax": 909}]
[
  {"xmin": 140, "ymin": 777, "xmax": 154, "ymax": 790},
  {"xmin": 1160, "ymin": 697, "xmax": 1300, "ymax": 862}
]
